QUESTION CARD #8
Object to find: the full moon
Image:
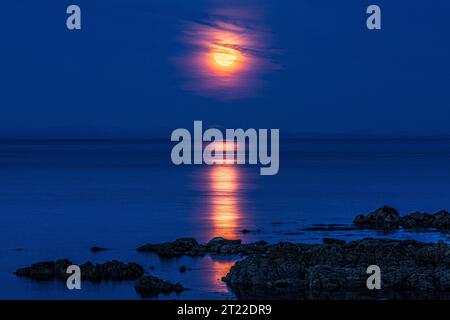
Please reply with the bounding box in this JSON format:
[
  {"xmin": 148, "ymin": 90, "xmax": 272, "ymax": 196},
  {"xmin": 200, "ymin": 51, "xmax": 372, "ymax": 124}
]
[{"xmin": 213, "ymin": 48, "xmax": 237, "ymax": 67}]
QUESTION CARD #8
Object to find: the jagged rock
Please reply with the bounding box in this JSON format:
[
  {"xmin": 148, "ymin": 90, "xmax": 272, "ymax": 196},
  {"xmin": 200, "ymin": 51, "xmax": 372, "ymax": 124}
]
[
  {"xmin": 223, "ymin": 238, "xmax": 450, "ymax": 299},
  {"xmin": 400, "ymin": 212, "xmax": 434, "ymax": 229},
  {"xmin": 353, "ymin": 215, "xmax": 366, "ymax": 225},
  {"xmin": 223, "ymin": 242, "xmax": 309, "ymax": 288},
  {"xmin": 353, "ymin": 206, "xmax": 401, "ymax": 228},
  {"xmin": 354, "ymin": 207, "xmax": 450, "ymax": 231},
  {"xmin": 433, "ymin": 211, "xmax": 450, "ymax": 229},
  {"xmin": 15, "ymin": 259, "xmax": 72, "ymax": 281},
  {"xmin": 235, "ymin": 241, "xmax": 268, "ymax": 256},
  {"xmin": 134, "ymin": 275, "xmax": 186, "ymax": 297},
  {"xmin": 206, "ymin": 237, "xmax": 242, "ymax": 252},
  {"xmin": 306, "ymin": 265, "xmax": 366, "ymax": 294},
  {"xmin": 400, "ymin": 212, "xmax": 435, "ymax": 229},
  {"xmin": 136, "ymin": 238, "xmax": 205, "ymax": 257},
  {"xmin": 203, "ymin": 238, "xmax": 268, "ymax": 256},
  {"xmin": 15, "ymin": 260, "xmax": 144, "ymax": 281},
  {"xmin": 80, "ymin": 260, "xmax": 144, "ymax": 281}
]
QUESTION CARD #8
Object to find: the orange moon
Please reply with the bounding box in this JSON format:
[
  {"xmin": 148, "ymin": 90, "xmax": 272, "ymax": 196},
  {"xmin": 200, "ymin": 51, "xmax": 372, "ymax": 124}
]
[{"xmin": 213, "ymin": 48, "xmax": 238, "ymax": 68}]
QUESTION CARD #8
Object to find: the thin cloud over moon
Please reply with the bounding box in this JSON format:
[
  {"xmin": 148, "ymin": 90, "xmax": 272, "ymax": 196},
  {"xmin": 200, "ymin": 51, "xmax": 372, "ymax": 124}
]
[{"xmin": 175, "ymin": 5, "xmax": 280, "ymax": 99}]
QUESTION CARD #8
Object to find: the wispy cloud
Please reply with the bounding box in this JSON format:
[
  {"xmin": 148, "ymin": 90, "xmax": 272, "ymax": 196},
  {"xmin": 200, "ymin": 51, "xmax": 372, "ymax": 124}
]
[{"xmin": 174, "ymin": 5, "xmax": 280, "ymax": 99}]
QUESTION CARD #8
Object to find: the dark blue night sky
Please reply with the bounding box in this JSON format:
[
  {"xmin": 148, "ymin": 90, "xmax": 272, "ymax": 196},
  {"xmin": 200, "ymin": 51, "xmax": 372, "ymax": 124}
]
[{"xmin": 1, "ymin": 0, "xmax": 449, "ymax": 138}]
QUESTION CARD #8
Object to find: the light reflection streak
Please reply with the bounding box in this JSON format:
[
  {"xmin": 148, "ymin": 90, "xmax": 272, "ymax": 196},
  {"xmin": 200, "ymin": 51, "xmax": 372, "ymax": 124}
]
[
  {"xmin": 211, "ymin": 259, "xmax": 236, "ymax": 293},
  {"xmin": 208, "ymin": 165, "xmax": 240, "ymax": 239}
]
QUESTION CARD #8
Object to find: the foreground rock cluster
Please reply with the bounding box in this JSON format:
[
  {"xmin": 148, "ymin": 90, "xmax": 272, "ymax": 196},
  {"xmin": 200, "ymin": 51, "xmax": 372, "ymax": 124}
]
[
  {"xmin": 15, "ymin": 260, "xmax": 144, "ymax": 281},
  {"xmin": 15, "ymin": 259, "xmax": 186, "ymax": 297},
  {"xmin": 15, "ymin": 205, "xmax": 450, "ymax": 300},
  {"xmin": 137, "ymin": 237, "xmax": 268, "ymax": 257},
  {"xmin": 223, "ymin": 238, "xmax": 450, "ymax": 299},
  {"xmin": 353, "ymin": 206, "xmax": 450, "ymax": 230},
  {"xmin": 134, "ymin": 275, "xmax": 186, "ymax": 297}
]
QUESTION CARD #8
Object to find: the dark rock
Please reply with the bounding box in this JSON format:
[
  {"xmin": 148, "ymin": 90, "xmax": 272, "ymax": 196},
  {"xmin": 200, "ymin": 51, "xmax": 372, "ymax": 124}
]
[
  {"xmin": 232, "ymin": 241, "xmax": 268, "ymax": 256},
  {"xmin": 307, "ymin": 265, "xmax": 366, "ymax": 295},
  {"xmin": 206, "ymin": 237, "xmax": 241, "ymax": 252},
  {"xmin": 90, "ymin": 247, "xmax": 109, "ymax": 252},
  {"xmin": 299, "ymin": 224, "xmax": 357, "ymax": 232},
  {"xmin": 206, "ymin": 238, "xmax": 268, "ymax": 256},
  {"xmin": 15, "ymin": 260, "xmax": 144, "ymax": 282},
  {"xmin": 80, "ymin": 260, "xmax": 144, "ymax": 281},
  {"xmin": 353, "ymin": 206, "xmax": 401, "ymax": 229},
  {"xmin": 353, "ymin": 215, "xmax": 366, "ymax": 225},
  {"xmin": 433, "ymin": 210, "xmax": 450, "ymax": 229},
  {"xmin": 400, "ymin": 212, "xmax": 434, "ymax": 229},
  {"xmin": 136, "ymin": 237, "xmax": 205, "ymax": 257},
  {"xmin": 353, "ymin": 207, "xmax": 450, "ymax": 231},
  {"xmin": 322, "ymin": 238, "xmax": 346, "ymax": 246},
  {"xmin": 137, "ymin": 237, "xmax": 267, "ymax": 257},
  {"xmin": 241, "ymin": 229, "xmax": 261, "ymax": 234},
  {"xmin": 186, "ymin": 245, "xmax": 208, "ymax": 256},
  {"xmin": 272, "ymin": 221, "xmax": 296, "ymax": 225},
  {"xmin": 223, "ymin": 238, "xmax": 450, "ymax": 299},
  {"xmin": 134, "ymin": 275, "xmax": 186, "ymax": 297},
  {"xmin": 15, "ymin": 259, "xmax": 72, "ymax": 281},
  {"xmin": 173, "ymin": 238, "xmax": 199, "ymax": 251}
]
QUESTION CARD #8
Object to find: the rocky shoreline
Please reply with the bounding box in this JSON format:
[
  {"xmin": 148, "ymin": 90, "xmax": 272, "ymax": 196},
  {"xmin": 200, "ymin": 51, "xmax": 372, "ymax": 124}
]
[
  {"xmin": 353, "ymin": 206, "xmax": 450, "ymax": 230},
  {"xmin": 13, "ymin": 206, "xmax": 450, "ymax": 299},
  {"xmin": 15, "ymin": 260, "xmax": 145, "ymax": 281},
  {"xmin": 222, "ymin": 238, "xmax": 450, "ymax": 299},
  {"xmin": 15, "ymin": 259, "xmax": 187, "ymax": 296},
  {"xmin": 15, "ymin": 237, "xmax": 450, "ymax": 299}
]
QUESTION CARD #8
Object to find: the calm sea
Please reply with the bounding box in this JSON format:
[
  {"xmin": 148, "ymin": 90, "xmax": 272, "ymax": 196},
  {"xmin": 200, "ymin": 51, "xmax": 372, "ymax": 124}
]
[{"xmin": 1, "ymin": 139, "xmax": 450, "ymax": 299}]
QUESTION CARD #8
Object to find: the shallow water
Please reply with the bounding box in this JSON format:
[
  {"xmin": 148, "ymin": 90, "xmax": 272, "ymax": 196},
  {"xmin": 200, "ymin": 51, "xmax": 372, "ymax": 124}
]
[{"xmin": 1, "ymin": 139, "xmax": 450, "ymax": 299}]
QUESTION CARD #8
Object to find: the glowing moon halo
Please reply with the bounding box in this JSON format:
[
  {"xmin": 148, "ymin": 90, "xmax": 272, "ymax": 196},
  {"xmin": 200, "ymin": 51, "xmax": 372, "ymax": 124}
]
[{"xmin": 213, "ymin": 48, "xmax": 238, "ymax": 68}]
